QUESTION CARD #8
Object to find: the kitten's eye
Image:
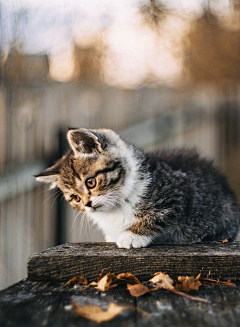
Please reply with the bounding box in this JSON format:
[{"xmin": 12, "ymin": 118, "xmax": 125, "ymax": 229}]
[
  {"xmin": 86, "ymin": 177, "xmax": 96, "ymax": 189},
  {"xmin": 70, "ymin": 194, "xmax": 81, "ymax": 202}
]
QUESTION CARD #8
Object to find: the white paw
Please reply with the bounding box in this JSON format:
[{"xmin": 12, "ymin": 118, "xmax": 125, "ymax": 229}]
[{"xmin": 116, "ymin": 231, "xmax": 152, "ymax": 249}]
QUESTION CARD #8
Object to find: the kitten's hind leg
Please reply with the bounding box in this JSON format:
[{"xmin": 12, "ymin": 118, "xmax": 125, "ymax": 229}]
[{"xmin": 116, "ymin": 230, "xmax": 152, "ymax": 249}]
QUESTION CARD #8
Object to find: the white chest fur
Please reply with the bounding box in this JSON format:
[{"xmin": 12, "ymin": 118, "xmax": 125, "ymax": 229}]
[{"xmin": 88, "ymin": 204, "xmax": 136, "ymax": 242}]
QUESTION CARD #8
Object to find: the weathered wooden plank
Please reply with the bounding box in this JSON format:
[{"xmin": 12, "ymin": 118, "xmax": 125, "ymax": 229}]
[
  {"xmin": 27, "ymin": 242, "xmax": 240, "ymax": 282},
  {"xmin": 2, "ymin": 280, "xmax": 240, "ymax": 327},
  {"xmin": 0, "ymin": 280, "xmax": 136, "ymax": 327}
]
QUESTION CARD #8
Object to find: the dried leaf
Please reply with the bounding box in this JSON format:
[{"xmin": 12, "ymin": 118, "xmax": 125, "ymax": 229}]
[
  {"xmin": 220, "ymin": 236, "xmax": 233, "ymax": 243},
  {"xmin": 59, "ymin": 276, "xmax": 88, "ymax": 289},
  {"xmin": 97, "ymin": 275, "xmax": 109, "ymax": 291},
  {"xmin": 98, "ymin": 268, "xmax": 108, "ymax": 281},
  {"xmin": 149, "ymin": 272, "xmax": 174, "ymax": 290},
  {"xmin": 117, "ymin": 273, "xmax": 140, "ymax": 284},
  {"xmin": 97, "ymin": 273, "xmax": 117, "ymax": 291},
  {"xmin": 71, "ymin": 302, "xmax": 125, "ymax": 323},
  {"xmin": 127, "ymin": 283, "xmax": 150, "ymax": 297},
  {"xmin": 195, "ymin": 273, "xmax": 201, "ymax": 280},
  {"xmin": 221, "ymin": 238, "xmax": 229, "ymax": 243},
  {"xmin": 148, "ymin": 273, "xmax": 210, "ymax": 304},
  {"xmin": 175, "ymin": 275, "xmax": 202, "ymax": 291},
  {"xmin": 81, "ymin": 281, "xmax": 97, "ymax": 291}
]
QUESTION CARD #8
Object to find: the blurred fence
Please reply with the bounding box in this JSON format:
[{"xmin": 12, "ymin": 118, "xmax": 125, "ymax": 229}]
[{"xmin": 1, "ymin": 79, "xmax": 240, "ymax": 289}]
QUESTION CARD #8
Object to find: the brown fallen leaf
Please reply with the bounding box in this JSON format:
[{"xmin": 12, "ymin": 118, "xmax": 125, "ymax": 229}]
[
  {"xmin": 117, "ymin": 273, "xmax": 140, "ymax": 284},
  {"xmin": 148, "ymin": 272, "xmax": 209, "ymax": 303},
  {"xmin": 98, "ymin": 268, "xmax": 108, "ymax": 281},
  {"xmin": 195, "ymin": 273, "xmax": 201, "ymax": 280},
  {"xmin": 81, "ymin": 281, "xmax": 98, "ymax": 291},
  {"xmin": 149, "ymin": 272, "xmax": 174, "ymax": 290},
  {"xmin": 221, "ymin": 239, "xmax": 228, "ymax": 243},
  {"xmin": 71, "ymin": 302, "xmax": 125, "ymax": 323},
  {"xmin": 175, "ymin": 275, "xmax": 202, "ymax": 292},
  {"xmin": 219, "ymin": 236, "xmax": 233, "ymax": 243},
  {"xmin": 97, "ymin": 273, "xmax": 117, "ymax": 291},
  {"xmin": 59, "ymin": 276, "xmax": 88, "ymax": 289},
  {"xmin": 127, "ymin": 283, "xmax": 150, "ymax": 297}
]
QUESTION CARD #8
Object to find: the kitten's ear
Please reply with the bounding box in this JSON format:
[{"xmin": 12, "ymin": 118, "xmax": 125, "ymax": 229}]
[
  {"xmin": 35, "ymin": 162, "xmax": 61, "ymax": 189},
  {"xmin": 67, "ymin": 128, "xmax": 106, "ymax": 155}
]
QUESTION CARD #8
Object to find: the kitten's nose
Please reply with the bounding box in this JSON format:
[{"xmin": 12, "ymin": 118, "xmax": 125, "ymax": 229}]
[{"xmin": 85, "ymin": 201, "xmax": 92, "ymax": 207}]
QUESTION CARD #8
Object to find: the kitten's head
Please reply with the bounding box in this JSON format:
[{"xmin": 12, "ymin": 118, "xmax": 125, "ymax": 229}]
[{"xmin": 36, "ymin": 128, "xmax": 132, "ymax": 213}]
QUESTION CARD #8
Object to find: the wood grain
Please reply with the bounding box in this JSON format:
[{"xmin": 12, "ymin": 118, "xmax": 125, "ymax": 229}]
[{"xmin": 27, "ymin": 242, "xmax": 240, "ymax": 282}]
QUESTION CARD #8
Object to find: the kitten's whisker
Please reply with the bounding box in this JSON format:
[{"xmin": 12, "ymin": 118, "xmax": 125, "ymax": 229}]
[
  {"xmin": 93, "ymin": 192, "xmax": 127, "ymax": 211},
  {"xmin": 86, "ymin": 214, "xmax": 93, "ymax": 239},
  {"xmin": 35, "ymin": 187, "xmax": 56, "ymax": 197},
  {"xmin": 51, "ymin": 192, "xmax": 62, "ymax": 208},
  {"xmin": 70, "ymin": 211, "xmax": 81, "ymax": 233},
  {"xmin": 83, "ymin": 212, "xmax": 93, "ymax": 238},
  {"xmin": 78, "ymin": 212, "xmax": 90, "ymax": 238},
  {"xmin": 59, "ymin": 195, "xmax": 65, "ymax": 204},
  {"xmin": 78, "ymin": 213, "xmax": 84, "ymax": 237},
  {"xmin": 42, "ymin": 190, "xmax": 61, "ymax": 205},
  {"xmin": 82, "ymin": 213, "xmax": 88, "ymax": 235}
]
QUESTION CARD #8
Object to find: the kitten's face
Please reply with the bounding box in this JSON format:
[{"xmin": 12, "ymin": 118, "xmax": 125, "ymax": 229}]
[
  {"xmin": 58, "ymin": 154, "xmax": 125, "ymax": 212},
  {"xmin": 36, "ymin": 128, "xmax": 127, "ymax": 213}
]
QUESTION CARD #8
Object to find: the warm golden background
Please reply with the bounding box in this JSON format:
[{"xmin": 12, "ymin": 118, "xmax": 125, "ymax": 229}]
[{"xmin": 1, "ymin": 0, "xmax": 240, "ymax": 289}]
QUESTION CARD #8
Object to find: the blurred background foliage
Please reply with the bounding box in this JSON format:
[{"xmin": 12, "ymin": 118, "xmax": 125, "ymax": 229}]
[{"xmin": 1, "ymin": 0, "xmax": 240, "ymax": 289}]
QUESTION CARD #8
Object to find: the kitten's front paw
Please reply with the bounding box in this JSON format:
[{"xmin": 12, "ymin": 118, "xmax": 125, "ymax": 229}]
[{"xmin": 116, "ymin": 231, "xmax": 152, "ymax": 249}]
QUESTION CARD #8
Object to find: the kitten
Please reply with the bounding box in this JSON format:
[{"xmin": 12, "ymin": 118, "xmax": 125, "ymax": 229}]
[{"xmin": 36, "ymin": 128, "xmax": 239, "ymax": 248}]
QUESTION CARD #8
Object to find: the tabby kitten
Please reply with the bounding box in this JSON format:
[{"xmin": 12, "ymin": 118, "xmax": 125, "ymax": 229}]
[{"xmin": 36, "ymin": 128, "xmax": 239, "ymax": 248}]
